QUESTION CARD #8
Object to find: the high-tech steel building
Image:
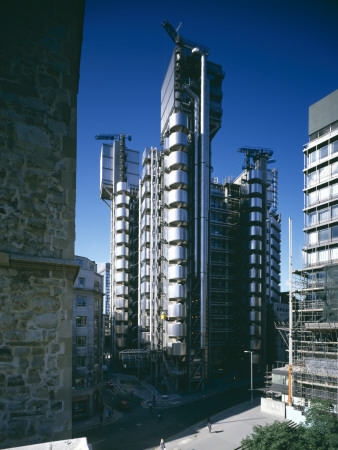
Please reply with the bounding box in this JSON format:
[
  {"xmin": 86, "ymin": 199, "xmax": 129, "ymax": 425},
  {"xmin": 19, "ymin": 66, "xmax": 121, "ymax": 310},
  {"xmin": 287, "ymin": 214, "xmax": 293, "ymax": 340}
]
[
  {"xmin": 101, "ymin": 23, "xmax": 281, "ymax": 392},
  {"xmin": 293, "ymin": 89, "xmax": 338, "ymax": 411}
]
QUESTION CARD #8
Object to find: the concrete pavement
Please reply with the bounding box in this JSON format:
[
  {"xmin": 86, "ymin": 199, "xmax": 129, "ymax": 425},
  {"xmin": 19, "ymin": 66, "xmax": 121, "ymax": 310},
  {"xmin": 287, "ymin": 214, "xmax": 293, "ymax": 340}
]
[{"xmin": 150, "ymin": 398, "xmax": 287, "ymax": 450}]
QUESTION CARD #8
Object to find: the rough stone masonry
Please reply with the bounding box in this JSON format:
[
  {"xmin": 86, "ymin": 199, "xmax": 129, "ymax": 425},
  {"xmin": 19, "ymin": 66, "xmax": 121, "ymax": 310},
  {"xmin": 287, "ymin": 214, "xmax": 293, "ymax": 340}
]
[{"xmin": 0, "ymin": 1, "xmax": 85, "ymax": 447}]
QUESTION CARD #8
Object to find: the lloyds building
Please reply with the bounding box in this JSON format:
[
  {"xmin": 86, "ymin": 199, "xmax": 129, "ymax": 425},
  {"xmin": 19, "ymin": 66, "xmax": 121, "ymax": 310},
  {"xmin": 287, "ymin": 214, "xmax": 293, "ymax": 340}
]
[{"xmin": 100, "ymin": 22, "xmax": 281, "ymax": 392}]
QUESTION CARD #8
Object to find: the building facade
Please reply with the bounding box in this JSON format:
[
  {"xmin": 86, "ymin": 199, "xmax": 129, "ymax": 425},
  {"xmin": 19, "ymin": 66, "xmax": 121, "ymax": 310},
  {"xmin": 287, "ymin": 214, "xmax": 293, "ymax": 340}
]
[
  {"xmin": 102, "ymin": 23, "xmax": 282, "ymax": 392},
  {"xmin": 293, "ymin": 89, "xmax": 338, "ymax": 411},
  {"xmin": 0, "ymin": 2, "xmax": 84, "ymax": 447},
  {"xmin": 72, "ymin": 256, "xmax": 104, "ymax": 420},
  {"xmin": 98, "ymin": 263, "xmax": 111, "ymax": 316}
]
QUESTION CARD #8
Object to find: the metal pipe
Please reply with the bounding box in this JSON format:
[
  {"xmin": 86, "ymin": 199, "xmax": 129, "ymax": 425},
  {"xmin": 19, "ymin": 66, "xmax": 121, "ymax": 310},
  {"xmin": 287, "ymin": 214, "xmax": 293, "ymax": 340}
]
[
  {"xmin": 184, "ymin": 86, "xmax": 199, "ymax": 276},
  {"xmin": 200, "ymin": 51, "xmax": 209, "ymax": 349},
  {"xmin": 150, "ymin": 149, "xmax": 154, "ymax": 351},
  {"xmin": 288, "ymin": 217, "xmax": 293, "ymax": 406}
]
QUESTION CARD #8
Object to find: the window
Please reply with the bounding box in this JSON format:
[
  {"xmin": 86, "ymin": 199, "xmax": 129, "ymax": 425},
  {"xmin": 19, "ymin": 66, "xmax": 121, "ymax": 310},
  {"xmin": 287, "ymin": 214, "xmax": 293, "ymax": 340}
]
[
  {"xmin": 308, "ymin": 191, "xmax": 317, "ymax": 206},
  {"xmin": 308, "ymin": 231, "xmax": 317, "ymax": 245},
  {"xmin": 309, "ymin": 151, "xmax": 317, "ymax": 164},
  {"xmin": 332, "ymin": 140, "xmax": 338, "ymax": 154},
  {"xmin": 319, "ymin": 187, "xmax": 329, "ymax": 202},
  {"xmin": 319, "ymin": 209, "xmax": 329, "ymax": 223},
  {"xmin": 332, "ymin": 205, "xmax": 338, "ymax": 218},
  {"xmin": 308, "ymin": 252, "xmax": 317, "ymax": 265},
  {"xmin": 332, "ymin": 184, "xmax": 338, "ymax": 198},
  {"xmin": 78, "ymin": 278, "xmax": 85, "ymax": 288},
  {"xmin": 308, "ymin": 212, "xmax": 317, "ymax": 226},
  {"xmin": 94, "ymin": 281, "xmax": 100, "ymax": 291},
  {"xmin": 318, "ymin": 228, "xmax": 329, "ymax": 242},
  {"xmin": 76, "ymin": 336, "xmax": 87, "ymax": 347},
  {"xmin": 75, "ymin": 377, "xmax": 86, "ymax": 388},
  {"xmin": 308, "ymin": 171, "xmax": 317, "ymax": 186},
  {"xmin": 318, "ymin": 249, "xmax": 329, "ymax": 262},
  {"xmin": 331, "ymin": 247, "xmax": 338, "ymax": 261},
  {"xmin": 76, "ymin": 316, "xmax": 87, "ymax": 327},
  {"xmin": 332, "ymin": 162, "xmax": 338, "ymax": 176},
  {"xmin": 76, "ymin": 296, "xmax": 86, "ymax": 307},
  {"xmin": 76, "ymin": 258, "xmax": 83, "ymax": 268},
  {"xmin": 319, "ymin": 145, "xmax": 328, "ymax": 159},
  {"xmin": 332, "ymin": 225, "xmax": 338, "ymax": 240},
  {"xmin": 319, "ymin": 166, "xmax": 329, "ymax": 181},
  {"xmin": 76, "ymin": 357, "xmax": 86, "ymax": 367}
]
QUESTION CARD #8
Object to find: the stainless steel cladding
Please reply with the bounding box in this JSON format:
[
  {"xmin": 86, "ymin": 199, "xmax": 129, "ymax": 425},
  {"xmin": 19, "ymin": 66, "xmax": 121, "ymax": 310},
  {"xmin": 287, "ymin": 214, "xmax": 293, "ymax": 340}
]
[
  {"xmin": 115, "ymin": 259, "xmax": 129, "ymax": 271},
  {"xmin": 168, "ymin": 208, "xmax": 188, "ymax": 225},
  {"xmin": 248, "ymin": 169, "xmax": 262, "ymax": 181},
  {"xmin": 115, "ymin": 220, "xmax": 130, "ymax": 233},
  {"xmin": 115, "ymin": 194, "xmax": 130, "ymax": 206},
  {"xmin": 168, "ymin": 189, "xmax": 188, "ymax": 207},
  {"xmin": 115, "ymin": 233, "xmax": 129, "ymax": 245},
  {"xmin": 167, "ymin": 322, "xmax": 186, "ymax": 337},
  {"xmin": 166, "ymin": 151, "xmax": 188, "ymax": 172},
  {"xmin": 250, "ymin": 297, "xmax": 262, "ymax": 308},
  {"xmin": 168, "ymin": 302, "xmax": 187, "ymax": 319},
  {"xmin": 168, "ymin": 132, "xmax": 188, "ymax": 151},
  {"xmin": 116, "ymin": 207, "xmax": 129, "ymax": 219},
  {"xmin": 249, "ymin": 183, "xmax": 263, "ymax": 194},
  {"xmin": 168, "ymin": 246, "xmax": 188, "ymax": 263},
  {"xmin": 116, "ymin": 181, "xmax": 129, "ymax": 194},
  {"xmin": 167, "ymin": 227, "xmax": 188, "ymax": 244},
  {"xmin": 168, "ymin": 283, "xmax": 187, "ymax": 300},
  {"xmin": 169, "ymin": 112, "xmax": 189, "ymax": 133},
  {"xmin": 169, "ymin": 342, "xmax": 187, "ymax": 356},
  {"xmin": 250, "ymin": 311, "xmax": 262, "ymax": 322},
  {"xmin": 115, "ymin": 246, "xmax": 129, "ymax": 257},
  {"xmin": 250, "ymin": 198, "xmax": 263, "ymax": 208},
  {"xmin": 168, "ymin": 265, "xmax": 187, "ymax": 281},
  {"xmin": 166, "ymin": 170, "xmax": 188, "ymax": 189}
]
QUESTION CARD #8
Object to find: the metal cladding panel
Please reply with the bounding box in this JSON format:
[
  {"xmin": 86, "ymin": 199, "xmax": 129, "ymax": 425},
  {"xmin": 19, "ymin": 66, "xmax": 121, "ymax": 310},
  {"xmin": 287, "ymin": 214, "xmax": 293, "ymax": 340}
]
[
  {"xmin": 167, "ymin": 322, "xmax": 186, "ymax": 337},
  {"xmin": 161, "ymin": 51, "xmax": 175, "ymax": 136},
  {"xmin": 169, "ymin": 342, "xmax": 187, "ymax": 356},
  {"xmin": 169, "ymin": 132, "xmax": 188, "ymax": 151},
  {"xmin": 115, "ymin": 194, "xmax": 130, "ymax": 206},
  {"xmin": 168, "ymin": 265, "xmax": 187, "ymax": 281},
  {"xmin": 140, "ymin": 298, "xmax": 150, "ymax": 311},
  {"xmin": 168, "ymin": 208, "xmax": 188, "ymax": 225},
  {"xmin": 309, "ymin": 89, "xmax": 338, "ymax": 135},
  {"xmin": 166, "ymin": 150, "xmax": 188, "ymax": 172},
  {"xmin": 168, "ymin": 246, "xmax": 188, "ymax": 263},
  {"xmin": 168, "ymin": 189, "xmax": 188, "ymax": 207},
  {"xmin": 116, "ymin": 220, "xmax": 130, "ymax": 233},
  {"xmin": 250, "ymin": 340, "xmax": 262, "ymax": 350},
  {"xmin": 115, "ymin": 286, "xmax": 128, "ymax": 297},
  {"xmin": 168, "ymin": 283, "xmax": 187, "ymax": 300},
  {"xmin": 250, "ymin": 311, "xmax": 262, "ymax": 322},
  {"xmin": 115, "ymin": 233, "xmax": 129, "ymax": 245},
  {"xmin": 115, "ymin": 259, "xmax": 129, "ymax": 271},
  {"xmin": 166, "ymin": 170, "xmax": 188, "ymax": 189},
  {"xmin": 168, "ymin": 303, "xmax": 187, "ymax": 319},
  {"xmin": 168, "ymin": 227, "xmax": 188, "ymax": 244},
  {"xmin": 115, "ymin": 298, "xmax": 128, "ymax": 308},
  {"xmin": 115, "ymin": 246, "xmax": 129, "ymax": 257},
  {"xmin": 169, "ymin": 112, "xmax": 188, "ymax": 133}
]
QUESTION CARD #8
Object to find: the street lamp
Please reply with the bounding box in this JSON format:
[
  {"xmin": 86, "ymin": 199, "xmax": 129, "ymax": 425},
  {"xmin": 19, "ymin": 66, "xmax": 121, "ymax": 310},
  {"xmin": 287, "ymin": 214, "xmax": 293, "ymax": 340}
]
[{"xmin": 244, "ymin": 350, "xmax": 253, "ymax": 403}]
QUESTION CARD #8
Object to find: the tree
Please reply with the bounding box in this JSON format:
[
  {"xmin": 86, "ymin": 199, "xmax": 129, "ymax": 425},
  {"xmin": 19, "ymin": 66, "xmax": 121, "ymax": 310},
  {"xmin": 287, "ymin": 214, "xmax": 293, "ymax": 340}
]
[{"xmin": 241, "ymin": 400, "xmax": 338, "ymax": 450}]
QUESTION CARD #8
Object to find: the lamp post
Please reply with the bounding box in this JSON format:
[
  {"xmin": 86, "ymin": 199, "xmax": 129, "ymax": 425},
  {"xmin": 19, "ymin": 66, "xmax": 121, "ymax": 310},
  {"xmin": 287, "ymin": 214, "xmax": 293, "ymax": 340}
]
[{"xmin": 244, "ymin": 350, "xmax": 253, "ymax": 403}]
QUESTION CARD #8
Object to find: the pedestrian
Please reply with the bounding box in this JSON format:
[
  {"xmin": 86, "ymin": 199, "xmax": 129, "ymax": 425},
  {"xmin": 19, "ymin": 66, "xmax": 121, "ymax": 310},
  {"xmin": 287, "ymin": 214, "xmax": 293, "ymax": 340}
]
[
  {"xmin": 202, "ymin": 391, "xmax": 206, "ymax": 401},
  {"xmin": 207, "ymin": 417, "xmax": 212, "ymax": 433},
  {"xmin": 160, "ymin": 438, "xmax": 166, "ymax": 449},
  {"xmin": 158, "ymin": 412, "xmax": 162, "ymax": 421},
  {"xmin": 149, "ymin": 403, "xmax": 153, "ymax": 413}
]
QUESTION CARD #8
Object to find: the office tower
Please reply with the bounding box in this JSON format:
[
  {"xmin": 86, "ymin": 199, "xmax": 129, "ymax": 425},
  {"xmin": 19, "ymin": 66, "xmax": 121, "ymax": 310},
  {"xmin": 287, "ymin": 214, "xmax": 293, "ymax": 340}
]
[
  {"xmin": 100, "ymin": 140, "xmax": 139, "ymax": 356},
  {"xmin": 103, "ymin": 23, "xmax": 281, "ymax": 392},
  {"xmin": 72, "ymin": 256, "xmax": 104, "ymax": 419},
  {"xmin": 98, "ymin": 263, "xmax": 111, "ymax": 316},
  {"xmin": 293, "ymin": 89, "xmax": 338, "ymax": 410},
  {"xmin": 0, "ymin": 2, "xmax": 84, "ymax": 446}
]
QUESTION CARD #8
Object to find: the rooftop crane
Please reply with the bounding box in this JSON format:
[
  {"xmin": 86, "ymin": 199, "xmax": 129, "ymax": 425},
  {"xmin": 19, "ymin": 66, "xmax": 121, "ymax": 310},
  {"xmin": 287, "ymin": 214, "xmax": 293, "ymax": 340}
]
[
  {"xmin": 162, "ymin": 19, "xmax": 209, "ymax": 56},
  {"xmin": 95, "ymin": 133, "xmax": 131, "ymax": 142}
]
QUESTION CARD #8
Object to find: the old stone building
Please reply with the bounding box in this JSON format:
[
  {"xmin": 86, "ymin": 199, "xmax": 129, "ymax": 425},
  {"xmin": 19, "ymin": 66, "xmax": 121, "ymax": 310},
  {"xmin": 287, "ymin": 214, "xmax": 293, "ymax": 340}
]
[{"xmin": 0, "ymin": 1, "xmax": 85, "ymax": 447}]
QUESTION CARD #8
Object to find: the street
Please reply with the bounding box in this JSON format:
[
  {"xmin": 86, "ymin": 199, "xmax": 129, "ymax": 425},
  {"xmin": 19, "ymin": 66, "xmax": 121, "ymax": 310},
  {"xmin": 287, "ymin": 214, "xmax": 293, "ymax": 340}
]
[{"xmin": 73, "ymin": 385, "xmax": 253, "ymax": 450}]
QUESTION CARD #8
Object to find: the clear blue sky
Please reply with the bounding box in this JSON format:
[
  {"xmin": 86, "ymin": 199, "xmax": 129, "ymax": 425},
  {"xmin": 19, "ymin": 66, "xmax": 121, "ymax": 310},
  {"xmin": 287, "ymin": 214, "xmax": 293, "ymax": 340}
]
[{"xmin": 75, "ymin": 0, "xmax": 338, "ymax": 290}]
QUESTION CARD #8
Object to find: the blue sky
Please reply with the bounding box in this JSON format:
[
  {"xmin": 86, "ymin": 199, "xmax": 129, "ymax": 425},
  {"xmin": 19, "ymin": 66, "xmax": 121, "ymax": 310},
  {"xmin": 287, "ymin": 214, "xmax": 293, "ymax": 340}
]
[{"xmin": 75, "ymin": 0, "xmax": 338, "ymax": 290}]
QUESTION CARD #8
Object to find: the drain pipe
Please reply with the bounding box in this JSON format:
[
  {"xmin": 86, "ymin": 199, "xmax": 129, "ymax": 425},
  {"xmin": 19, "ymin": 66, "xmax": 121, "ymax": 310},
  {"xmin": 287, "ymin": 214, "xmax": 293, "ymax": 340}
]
[
  {"xmin": 184, "ymin": 86, "xmax": 199, "ymax": 277},
  {"xmin": 192, "ymin": 48, "xmax": 209, "ymax": 350}
]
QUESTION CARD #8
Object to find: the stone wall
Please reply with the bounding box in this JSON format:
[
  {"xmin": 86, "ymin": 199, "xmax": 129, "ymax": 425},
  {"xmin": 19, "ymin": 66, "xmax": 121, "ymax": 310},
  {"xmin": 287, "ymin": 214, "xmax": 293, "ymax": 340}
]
[{"xmin": 0, "ymin": 1, "xmax": 85, "ymax": 447}]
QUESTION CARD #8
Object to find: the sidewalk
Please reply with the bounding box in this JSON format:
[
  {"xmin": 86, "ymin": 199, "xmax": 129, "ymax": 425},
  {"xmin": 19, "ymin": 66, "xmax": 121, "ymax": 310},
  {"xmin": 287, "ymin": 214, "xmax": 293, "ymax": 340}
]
[{"xmin": 151, "ymin": 398, "xmax": 287, "ymax": 450}]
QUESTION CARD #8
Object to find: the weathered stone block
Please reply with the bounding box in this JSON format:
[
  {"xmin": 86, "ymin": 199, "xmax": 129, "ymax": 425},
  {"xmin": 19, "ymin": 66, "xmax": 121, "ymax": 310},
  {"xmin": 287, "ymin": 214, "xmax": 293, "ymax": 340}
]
[
  {"xmin": 35, "ymin": 312, "xmax": 58, "ymax": 329},
  {"xmin": 7, "ymin": 375, "xmax": 24, "ymax": 387},
  {"xmin": 0, "ymin": 347, "xmax": 12, "ymax": 362}
]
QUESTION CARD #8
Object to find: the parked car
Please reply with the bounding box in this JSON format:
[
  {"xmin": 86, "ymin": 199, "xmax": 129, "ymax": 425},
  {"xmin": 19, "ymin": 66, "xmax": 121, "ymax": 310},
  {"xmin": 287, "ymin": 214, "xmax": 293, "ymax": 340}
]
[
  {"xmin": 117, "ymin": 400, "xmax": 131, "ymax": 411},
  {"xmin": 106, "ymin": 381, "xmax": 114, "ymax": 389}
]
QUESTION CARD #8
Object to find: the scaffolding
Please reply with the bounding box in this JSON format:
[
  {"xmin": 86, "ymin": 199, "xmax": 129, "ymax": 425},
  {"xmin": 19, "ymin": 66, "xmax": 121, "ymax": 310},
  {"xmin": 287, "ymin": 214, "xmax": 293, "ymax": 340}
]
[{"xmin": 292, "ymin": 263, "xmax": 338, "ymax": 411}]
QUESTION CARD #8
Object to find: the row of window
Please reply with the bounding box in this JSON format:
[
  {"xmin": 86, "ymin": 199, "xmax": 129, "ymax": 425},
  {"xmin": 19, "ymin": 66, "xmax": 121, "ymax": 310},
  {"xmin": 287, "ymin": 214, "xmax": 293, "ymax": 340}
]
[
  {"xmin": 307, "ymin": 205, "xmax": 338, "ymax": 226},
  {"xmin": 307, "ymin": 161, "xmax": 338, "ymax": 187},
  {"xmin": 306, "ymin": 140, "xmax": 338, "ymax": 167},
  {"xmin": 306, "ymin": 247, "xmax": 338, "ymax": 265},
  {"xmin": 308, "ymin": 225, "xmax": 338, "ymax": 245},
  {"xmin": 307, "ymin": 183, "xmax": 338, "ymax": 206}
]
